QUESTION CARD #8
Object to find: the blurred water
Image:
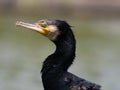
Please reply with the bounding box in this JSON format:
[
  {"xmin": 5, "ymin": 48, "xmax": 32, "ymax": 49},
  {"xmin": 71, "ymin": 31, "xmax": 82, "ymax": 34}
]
[{"xmin": 0, "ymin": 16, "xmax": 120, "ymax": 90}]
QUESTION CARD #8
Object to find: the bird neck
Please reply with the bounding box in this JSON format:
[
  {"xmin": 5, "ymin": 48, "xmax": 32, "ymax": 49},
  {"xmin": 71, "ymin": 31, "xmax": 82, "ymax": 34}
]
[
  {"xmin": 55, "ymin": 38, "xmax": 76, "ymax": 70},
  {"xmin": 41, "ymin": 29, "xmax": 76, "ymax": 74}
]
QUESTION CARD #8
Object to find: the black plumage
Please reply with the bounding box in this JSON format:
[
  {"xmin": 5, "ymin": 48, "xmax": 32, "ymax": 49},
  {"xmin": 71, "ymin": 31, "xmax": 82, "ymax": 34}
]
[
  {"xmin": 40, "ymin": 20, "xmax": 101, "ymax": 90},
  {"xmin": 16, "ymin": 19, "xmax": 101, "ymax": 90}
]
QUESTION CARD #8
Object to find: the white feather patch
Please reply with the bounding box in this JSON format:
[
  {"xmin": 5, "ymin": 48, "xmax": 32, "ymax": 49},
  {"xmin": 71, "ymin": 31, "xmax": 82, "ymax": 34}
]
[{"xmin": 47, "ymin": 25, "xmax": 60, "ymax": 41}]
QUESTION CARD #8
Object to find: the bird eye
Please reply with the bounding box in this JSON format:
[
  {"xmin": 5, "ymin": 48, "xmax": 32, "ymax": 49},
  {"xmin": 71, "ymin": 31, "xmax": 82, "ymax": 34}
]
[{"xmin": 41, "ymin": 23, "xmax": 48, "ymax": 28}]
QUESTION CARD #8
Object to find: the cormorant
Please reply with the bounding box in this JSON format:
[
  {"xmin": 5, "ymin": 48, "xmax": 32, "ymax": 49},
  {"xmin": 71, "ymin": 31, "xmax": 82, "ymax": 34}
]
[{"xmin": 16, "ymin": 19, "xmax": 101, "ymax": 90}]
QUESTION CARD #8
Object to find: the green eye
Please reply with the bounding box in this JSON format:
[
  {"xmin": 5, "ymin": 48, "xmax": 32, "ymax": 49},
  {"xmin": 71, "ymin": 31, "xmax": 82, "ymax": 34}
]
[{"xmin": 41, "ymin": 23, "xmax": 48, "ymax": 28}]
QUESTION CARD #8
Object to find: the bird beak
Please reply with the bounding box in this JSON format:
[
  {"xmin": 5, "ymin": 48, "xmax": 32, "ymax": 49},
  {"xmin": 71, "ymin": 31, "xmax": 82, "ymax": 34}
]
[{"xmin": 16, "ymin": 21, "xmax": 50, "ymax": 36}]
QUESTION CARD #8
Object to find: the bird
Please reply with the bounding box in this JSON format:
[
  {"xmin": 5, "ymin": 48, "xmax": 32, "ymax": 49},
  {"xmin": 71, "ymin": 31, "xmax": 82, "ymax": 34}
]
[{"xmin": 16, "ymin": 19, "xmax": 101, "ymax": 90}]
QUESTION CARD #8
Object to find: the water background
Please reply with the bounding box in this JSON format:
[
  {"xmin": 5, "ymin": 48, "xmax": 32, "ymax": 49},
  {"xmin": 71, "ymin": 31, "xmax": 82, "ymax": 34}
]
[{"xmin": 0, "ymin": 11, "xmax": 120, "ymax": 90}]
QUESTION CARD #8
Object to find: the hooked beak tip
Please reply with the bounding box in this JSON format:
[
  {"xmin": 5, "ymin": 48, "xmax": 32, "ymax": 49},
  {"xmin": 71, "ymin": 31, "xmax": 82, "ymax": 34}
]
[{"xmin": 16, "ymin": 21, "xmax": 23, "ymax": 26}]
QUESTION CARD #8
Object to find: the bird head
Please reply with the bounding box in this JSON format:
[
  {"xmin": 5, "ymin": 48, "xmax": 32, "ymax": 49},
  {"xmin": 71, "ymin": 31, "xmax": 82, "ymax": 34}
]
[{"xmin": 16, "ymin": 19, "xmax": 70, "ymax": 41}]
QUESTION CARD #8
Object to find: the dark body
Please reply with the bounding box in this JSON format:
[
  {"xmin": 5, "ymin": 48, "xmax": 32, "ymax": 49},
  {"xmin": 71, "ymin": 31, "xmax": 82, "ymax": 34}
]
[
  {"xmin": 42, "ymin": 69, "xmax": 100, "ymax": 90},
  {"xmin": 41, "ymin": 20, "xmax": 101, "ymax": 90}
]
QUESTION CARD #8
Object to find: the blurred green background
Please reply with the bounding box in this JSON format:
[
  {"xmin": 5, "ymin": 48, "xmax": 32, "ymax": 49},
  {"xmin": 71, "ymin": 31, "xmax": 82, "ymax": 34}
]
[{"xmin": 0, "ymin": 0, "xmax": 120, "ymax": 90}]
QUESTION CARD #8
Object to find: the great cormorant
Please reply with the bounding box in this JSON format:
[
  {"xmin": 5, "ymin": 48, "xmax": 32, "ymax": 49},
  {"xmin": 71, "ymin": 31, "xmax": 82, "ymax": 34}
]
[{"xmin": 16, "ymin": 19, "xmax": 101, "ymax": 90}]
